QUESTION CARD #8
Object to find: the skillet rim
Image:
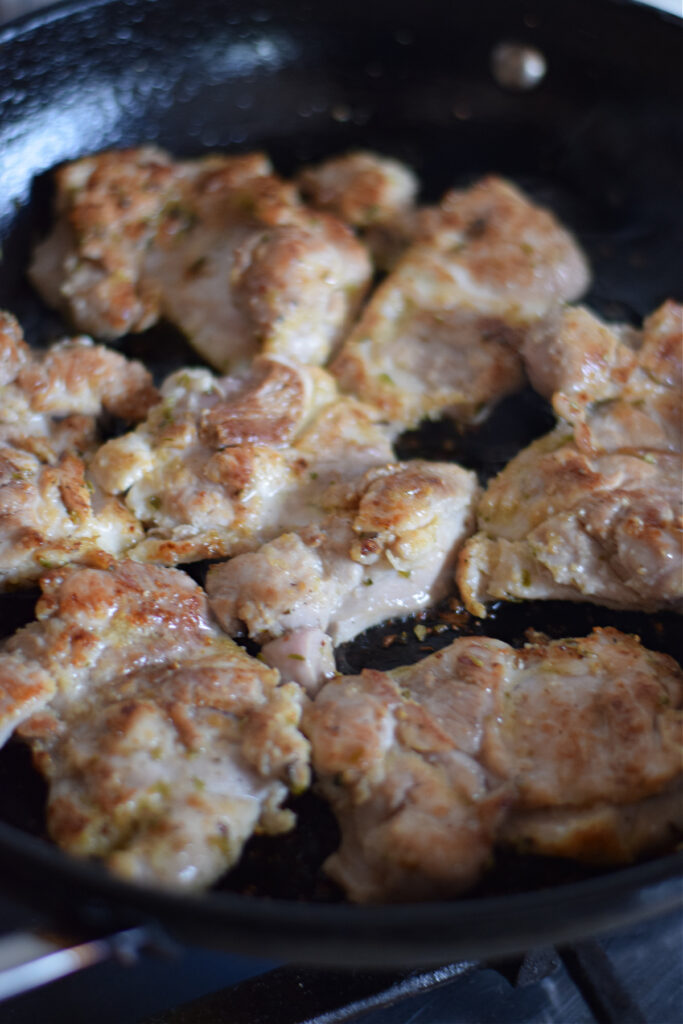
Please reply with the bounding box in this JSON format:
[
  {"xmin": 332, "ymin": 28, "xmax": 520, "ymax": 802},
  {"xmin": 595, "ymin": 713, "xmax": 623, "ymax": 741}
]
[{"xmin": 0, "ymin": 815, "xmax": 680, "ymax": 965}]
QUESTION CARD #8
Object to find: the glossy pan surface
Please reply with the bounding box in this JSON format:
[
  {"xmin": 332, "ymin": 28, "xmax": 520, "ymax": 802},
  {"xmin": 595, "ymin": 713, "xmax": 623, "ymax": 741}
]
[{"xmin": 0, "ymin": 0, "xmax": 681, "ymax": 966}]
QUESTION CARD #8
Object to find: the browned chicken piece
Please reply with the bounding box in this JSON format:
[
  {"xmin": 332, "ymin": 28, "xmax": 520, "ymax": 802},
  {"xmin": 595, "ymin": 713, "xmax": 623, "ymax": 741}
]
[
  {"xmin": 331, "ymin": 176, "xmax": 590, "ymax": 430},
  {"xmin": 0, "ymin": 446, "xmax": 144, "ymax": 591},
  {"xmin": 297, "ymin": 151, "xmax": 418, "ymax": 229},
  {"xmin": 30, "ymin": 147, "xmax": 372, "ymax": 371},
  {"xmin": 521, "ymin": 300, "xmax": 682, "ymax": 435},
  {"xmin": 304, "ymin": 628, "xmax": 683, "ymax": 902},
  {"xmin": 0, "ymin": 311, "xmax": 157, "ymax": 590},
  {"xmin": 0, "ymin": 561, "xmax": 310, "ymax": 889},
  {"xmin": 297, "ymin": 150, "xmax": 419, "ymax": 268},
  {"xmin": 206, "ymin": 461, "xmax": 479, "ymax": 691},
  {"xmin": 90, "ymin": 356, "xmax": 395, "ymax": 566},
  {"xmin": 0, "ymin": 310, "xmax": 157, "ymax": 459},
  {"xmin": 458, "ymin": 302, "xmax": 683, "ymax": 617}
]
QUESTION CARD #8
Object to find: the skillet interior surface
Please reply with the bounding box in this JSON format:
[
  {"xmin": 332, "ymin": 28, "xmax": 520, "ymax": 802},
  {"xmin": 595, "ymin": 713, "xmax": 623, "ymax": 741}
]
[{"xmin": 0, "ymin": 0, "xmax": 681, "ymax": 965}]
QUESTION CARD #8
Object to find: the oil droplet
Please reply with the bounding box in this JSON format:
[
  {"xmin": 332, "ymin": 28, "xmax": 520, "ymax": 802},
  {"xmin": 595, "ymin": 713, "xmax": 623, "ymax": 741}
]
[{"xmin": 490, "ymin": 42, "xmax": 547, "ymax": 90}]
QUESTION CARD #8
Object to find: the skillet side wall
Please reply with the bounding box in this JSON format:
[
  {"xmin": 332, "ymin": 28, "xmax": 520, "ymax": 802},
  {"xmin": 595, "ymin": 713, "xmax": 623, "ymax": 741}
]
[{"xmin": 1, "ymin": 0, "xmax": 681, "ymax": 334}]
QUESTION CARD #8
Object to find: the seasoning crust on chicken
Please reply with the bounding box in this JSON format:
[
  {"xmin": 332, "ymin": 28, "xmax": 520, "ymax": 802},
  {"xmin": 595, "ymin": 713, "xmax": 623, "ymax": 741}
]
[
  {"xmin": 0, "ymin": 311, "xmax": 157, "ymax": 459},
  {"xmin": 0, "ymin": 312, "xmax": 157, "ymax": 589},
  {"xmin": 297, "ymin": 150, "xmax": 420, "ymax": 268},
  {"xmin": 304, "ymin": 628, "xmax": 683, "ymax": 902},
  {"xmin": 331, "ymin": 176, "xmax": 590, "ymax": 429},
  {"xmin": 297, "ymin": 151, "xmax": 418, "ymax": 229},
  {"xmin": 206, "ymin": 460, "xmax": 479, "ymax": 690},
  {"xmin": 30, "ymin": 147, "xmax": 372, "ymax": 371},
  {"xmin": 458, "ymin": 302, "xmax": 683, "ymax": 616},
  {"xmin": 0, "ymin": 561, "xmax": 310, "ymax": 889},
  {"xmin": 90, "ymin": 355, "xmax": 395, "ymax": 565}
]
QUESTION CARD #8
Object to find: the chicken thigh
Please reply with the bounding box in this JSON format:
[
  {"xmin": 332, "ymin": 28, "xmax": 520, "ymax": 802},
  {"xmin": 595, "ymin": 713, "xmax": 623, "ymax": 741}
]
[
  {"xmin": 458, "ymin": 302, "xmax": 683, "ymax": 616},
  {"xmin": 206, "ymin": 461, "xmax": 479, "ymax": 690},
  {"xmin": 304, "ymin": 629, "xmax": 683, "ymax": 901},
  {"xmin": 0, "ymin": 561, "xmax": 310, "ymax": 889},
  {"xmin": 30, "ymin": 147, "xmax": 371, "ymax": 371},
  {"xmin": 332, "ymin": 176, "xmax": 590, "ymax": 430}
]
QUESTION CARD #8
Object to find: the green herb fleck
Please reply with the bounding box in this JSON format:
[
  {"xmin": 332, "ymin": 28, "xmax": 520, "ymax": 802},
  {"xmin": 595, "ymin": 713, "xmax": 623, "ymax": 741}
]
[{"xmin": 288, "ymin": 653, "xmax": 306, "ymax": 661}]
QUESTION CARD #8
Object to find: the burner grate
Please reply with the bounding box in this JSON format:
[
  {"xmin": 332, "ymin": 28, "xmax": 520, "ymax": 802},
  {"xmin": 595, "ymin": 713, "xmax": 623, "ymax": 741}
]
[{"xmin": 138, "ymin": 940, "xmax": 653, "ymax": 1024}]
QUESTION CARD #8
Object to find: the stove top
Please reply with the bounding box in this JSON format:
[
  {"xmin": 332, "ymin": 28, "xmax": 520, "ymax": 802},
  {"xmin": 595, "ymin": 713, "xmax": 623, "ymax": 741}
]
[{"xmin": 0, "ymin": 892, "xmax": 680, "ymax": 1023}]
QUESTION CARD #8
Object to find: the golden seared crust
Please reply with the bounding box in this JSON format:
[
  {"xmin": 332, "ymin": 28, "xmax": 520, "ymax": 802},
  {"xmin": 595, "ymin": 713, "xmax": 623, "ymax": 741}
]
[
  {"xmin": 0, "ymin": 313, "xmax": 157, "ymax": 458},
  {"xmin": 14, "ymin": 339, "xmax": 158, "ymax": 423},
  {"xmin": 460, "ymin": 301, "xmax": 683, "ymax": 616},
  {"xmin": 90, "ymin": 357, "xmax": 393, "ymax": 566},
  {"xmin": 197, "ymin": 357, "xmax": 309, "ymax": 449},
  {"xmin": 500, "ymin": 784, "xmax": 683, "ymax": 863},
  {"xmin": 522, "ymin": 305, "xmax": 638, "ymax": 411},
  {"xmin": 414, "ymin": 177, "xmax": 590, "ymax": 297},
  {"xmin": 304, "ymin": 629, "xmax": 683, "ymax": 902},
  {"xmin": 458, "ymin": 437, "xmax": 682, "ymax": 617},
  {"xmin": 2, "ymin": 561, "xmax": 310, "ymax": 889},
  {"xmin": 35, "ymin": 147, "xmax": 177, "ymax": 336},
  {"xmin": 0, "ymin": 312, "xmax": 157, "ymax": 588},
  {"xmin": 296, "ymin": 151, "xmax": 421, "ymax": 271},
  {"xmin": 332, "ymin": 176, "xmax": 590, "ymax": 429},
  {"xmin": 484, "ymin": 629, "xmax": 683, "ymax": 807},
  {"xmin": 522, "ymin": 301, "xmax": 683, "ymax": 431},
  {"xmin": 0, "ymin": 311, "xmax": 31, "ymax": 385},
  {"xmin": 0, "ymin": 656, "xmax": 56, "ymax": 747},
  {"xmin": 297, "ymin": 150, "xmax": 418, "ymax": 228},
  {"xmin": 30, "ymin": 147, "xmax": 372, "ymax": 370},
  {"xmin": 639, "ymin": 300, "xmax": 682, "ymax": 387},
  {"xmin": 0, "ymin": 445, "xmax": 143, "ymax": 591}
]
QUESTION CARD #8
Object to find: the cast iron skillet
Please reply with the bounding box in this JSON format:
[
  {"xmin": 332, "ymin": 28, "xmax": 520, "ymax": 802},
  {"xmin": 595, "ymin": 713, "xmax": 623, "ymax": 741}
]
[{"xmin": 0, "ymin": 0, "xmax": 681, "ymax": 967}]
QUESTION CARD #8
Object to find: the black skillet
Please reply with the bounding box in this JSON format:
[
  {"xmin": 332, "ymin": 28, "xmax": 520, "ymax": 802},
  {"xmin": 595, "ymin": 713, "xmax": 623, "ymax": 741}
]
[{"xmin": 0, "ymin": 0, "xmax": 681, "ymax": 967}]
